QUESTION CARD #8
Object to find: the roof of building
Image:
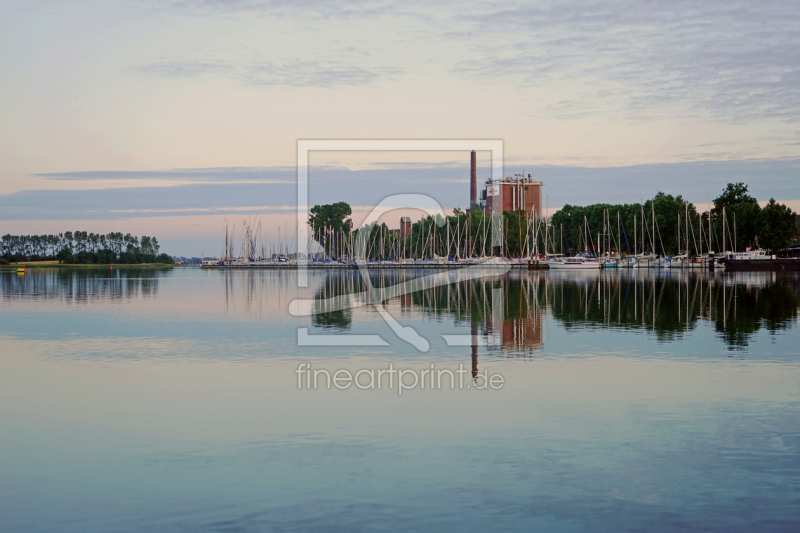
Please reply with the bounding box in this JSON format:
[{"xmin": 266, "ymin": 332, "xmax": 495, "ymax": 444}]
[{"xmin": 485, "ymin": 175, "xmax": 542, "ymax": 185}]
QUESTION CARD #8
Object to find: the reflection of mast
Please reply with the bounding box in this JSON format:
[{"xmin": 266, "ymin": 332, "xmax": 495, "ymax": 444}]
[{"xmin": 471, "ymin": 322, "xmax": 479, "ymax": 379}]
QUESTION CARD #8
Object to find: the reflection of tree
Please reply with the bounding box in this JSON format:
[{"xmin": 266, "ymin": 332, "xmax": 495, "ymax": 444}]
[
  {"xmin": 308, "ymin": 270, "xmax": 798, "ymax": 350},
  {"xmin": 548, "ymin": 276, "xmax": 706, "ymax": 341},
  {"xmin": 1, "ymin": 268, "xmax": 163, "ymax": 303},
  {"xmin": 545, "ymin": 272, "xmax": 798, "ymax": 349},
  {"xmin": 312, "ymin": 271, "xmax": 358, "ymax": 330},
  {"xmin": 711, "ymin": 280, "xmax": 798, "ymax": 348},
  {"xmin": 312, "ymin": 306, "xmax": 352, "ymax": 330}
]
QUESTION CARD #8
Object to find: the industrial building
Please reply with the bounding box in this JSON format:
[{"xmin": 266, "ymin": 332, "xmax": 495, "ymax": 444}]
[
  {"xmin": 400, "ymin": 216, "xmax": 412, "ymax": 237},
  {"xmin": 468, "ymin": 150, "xmax": 543, "ymax": 218},
  {"xmin": 481, "ymin": 176, "xmax": 543, "ymax": 217},
  {"xmin": 398, "ymin": 151, "xmax": 543, "ymax": 232}
]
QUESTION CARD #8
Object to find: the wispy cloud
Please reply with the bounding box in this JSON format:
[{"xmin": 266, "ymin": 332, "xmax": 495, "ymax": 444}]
[
  {"xmin": 245, "ymin": 61, "xmax": 398, "ymax": 87},
  {"xmin": 135, "ymin": 60, "xmax": 235, "ymax": 78},
  {"xmin": 167, "ymin": 0, "xmax": 405, "ymax": 19},
  {"xmin": 36, "ymin": 167, "xmax": 295, "ymax": 181},
  {"xmin": 136, "ymin": 58, "xmax": 400, "ymax": 88},
  {"xmin": 8, "ymin": 159, "xmax": 800, "ymax": 222},
  {"xmin": 452, "ymin": 1, "xmax": 800, "ymax": 123}
]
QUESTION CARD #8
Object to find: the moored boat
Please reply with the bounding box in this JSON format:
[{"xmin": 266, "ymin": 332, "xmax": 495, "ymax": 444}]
[{"xmin": 547, "ymin": 256, "xmax": 601, "ymax": 270}]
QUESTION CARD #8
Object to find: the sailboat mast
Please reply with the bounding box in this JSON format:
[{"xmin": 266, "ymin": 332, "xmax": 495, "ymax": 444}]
[{"xmin": 651, "ymin": 202, "xmax": 655, "ymax": 256}]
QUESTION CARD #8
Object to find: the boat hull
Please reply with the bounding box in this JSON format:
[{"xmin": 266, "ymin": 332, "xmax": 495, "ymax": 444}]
[
  {"xmin": 546, "ymin": 262, "xmax": 601, "ymax": 270},
  {"xmin": 724, "ymin": 259, "xmax": 800, "ymax": 272}
]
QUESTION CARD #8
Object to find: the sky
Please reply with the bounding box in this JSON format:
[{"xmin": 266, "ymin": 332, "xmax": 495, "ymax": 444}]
[{"xmin": 1, "ymin": 0, "xmax": 799, "ymax": 256}]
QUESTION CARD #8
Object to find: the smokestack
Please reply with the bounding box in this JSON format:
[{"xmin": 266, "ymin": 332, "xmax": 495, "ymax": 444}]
[{"xmin": 470, "ymin": 150, "xmax": 477, "ymax": 208}]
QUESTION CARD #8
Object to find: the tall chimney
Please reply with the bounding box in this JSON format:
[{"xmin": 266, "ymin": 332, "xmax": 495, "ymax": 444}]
[{"xmin": 470, "ymin": 150, "xmax": 477, "ymax": 208}]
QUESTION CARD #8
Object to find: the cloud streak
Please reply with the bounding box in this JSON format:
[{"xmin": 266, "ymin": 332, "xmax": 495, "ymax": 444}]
[
  {"xmin": 7, "ymin": 159, "xmax": 800, "ymax": 221},
  {"xmin": 168, "ymin": 0, "xmax": 404, "ymax": 19},
  {"xmin": 149, "ymin": 1, "xmax": 800, "ymax": 123},
  {"xmin": 136, "ymin": 59, "xmax": 400, "ymax": 88},
  {"xmin": 36, "ymin": 167, "xmax": 295, "ymax": 182},
  {"xmin": 452, "ymin": 1, "xmax": 800, "ymax": 123}
]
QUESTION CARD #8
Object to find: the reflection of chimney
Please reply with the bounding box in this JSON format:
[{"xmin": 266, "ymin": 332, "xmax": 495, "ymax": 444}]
[
  {"xmin": 470, "ymin": 150, "xmax": 477, "ymax": 208},
  {"xmin": 471, "ymin": 322, "xmax": 479, "ymax": 379}
]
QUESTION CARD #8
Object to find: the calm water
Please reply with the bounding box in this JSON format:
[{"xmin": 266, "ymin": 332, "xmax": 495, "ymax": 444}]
[{"xmin": 1, "ymin": 267, "xmax": 799, "ymax": 532}]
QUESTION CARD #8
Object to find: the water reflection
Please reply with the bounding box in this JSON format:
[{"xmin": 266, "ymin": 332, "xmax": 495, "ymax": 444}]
[
  {"xmin": 308, "ymin": 269, "xmax": 799, "ymax": 351},
  {"xmin": 2, "ymin": 268, "xmax": 799, "ymax": 532},
  {"xmin": 0, "ymin": 268, "xmax": 165, "ymax": 304},
  {"xmin": 221, "ymin": 268, "xmax": 298, "ymax": 320},
  {"xmin": 3, "ymin": 267, "xmax": 797, "ymax": 353}
]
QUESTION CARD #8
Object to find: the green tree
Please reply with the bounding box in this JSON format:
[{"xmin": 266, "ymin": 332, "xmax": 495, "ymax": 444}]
[
  {"xmin": 551, "ymin": 195, "xmax": 701, "ymax": 257},
  {"xmin": 308, "ymin": 202, "xmax": 353, "ymax": 257},
  {"xmin": 712, "ymin": 182, "xmax": 758, "ymax": 219},
  {"xmin": 756, "ymin": 199, "xmax": 797, "ymax": 251},
  {"xmin": 56, "ymin": 247, "xmax": 75, "ymax": 263},
  {"xmin": 502, "ymin": 210, "xmax": 530, "ymax": 257},
  {"xmin": 707, "ymin": 182, "xmax": 761, "ymax": 251},
  {"xmin": 724, "ymin": 201, "xmax": 761, "ymax": 251},
  {"xmin": 0, "ymin": 230, "xmax": 170, "ymax": 264}
]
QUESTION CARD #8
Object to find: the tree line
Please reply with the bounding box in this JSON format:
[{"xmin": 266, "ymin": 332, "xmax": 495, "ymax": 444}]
[
  {"xmin": 307, "ymin": 182, "xmax": 796, "ymax": 261},
  {"xmin": 551, "ymin": 183, "xmax": 797, "ymax": 255},
  {"xmin": 0, "ymin": 231, "xmax": 174, "ymax": 264},
  {"xmin": 310, "ymin": 204, "xmax": 552, "ymax": 259}
]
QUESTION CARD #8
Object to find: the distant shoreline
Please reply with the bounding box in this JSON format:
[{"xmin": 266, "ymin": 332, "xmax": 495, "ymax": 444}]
[{"xmin": 2, "ymin": 262, "xmax": 177, "ymax": 269}]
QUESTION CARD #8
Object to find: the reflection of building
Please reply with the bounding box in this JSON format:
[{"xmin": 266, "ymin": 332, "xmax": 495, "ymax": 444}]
[
  {"xmin": 482, "ymin": 176, "xmax": 543, "ymax": 217},
  {"xmin": 501, "ymin": 317, "xmax": 543, "ymax": 351},
  {"xmin": 486, "ymin": 315, "xmax": 543, "ymax": 353}
]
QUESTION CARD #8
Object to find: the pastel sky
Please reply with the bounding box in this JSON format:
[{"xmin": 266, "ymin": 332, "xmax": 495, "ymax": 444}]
[{"xmin": 1, "ymin": 0, "xmax": 799, "ymax": 256}]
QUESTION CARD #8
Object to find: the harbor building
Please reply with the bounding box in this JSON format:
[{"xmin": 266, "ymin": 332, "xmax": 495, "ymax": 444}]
[
  {"xmin": 400, "ymin": 217, "xmax": 412, "ymax": 237},
  {"xmin": 469, "ymin": 150, "xmax": 543, "ymax": 218},
  {"xmin": 480, "ymin": 175, "xmax": 543, "ymax": 217}
]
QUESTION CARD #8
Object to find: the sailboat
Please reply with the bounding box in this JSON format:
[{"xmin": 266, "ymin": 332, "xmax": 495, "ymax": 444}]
[{"xmin": 548, "ymin": 217, "xmax": 601, "ymax": 270}]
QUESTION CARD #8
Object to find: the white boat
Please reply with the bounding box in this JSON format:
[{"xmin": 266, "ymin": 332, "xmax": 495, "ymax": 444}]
[
  {"xmin": 721, "ymin": 248, "xmax": 773, "ymax": 261},
  {"xmin": 600, "ymin": 256, "xmax": 619, "ymax": 268},
  {"xmin": 632, "ymin": 255, "xmax": 666, "ymax": 268},
  {"xmin": 667, "ymin": 254, "xmax": 688, "ymax": 268},
  {"xmin": 476, "ymin": 257, "xmax": 512, "ymax": 267},
  {"xmin": 547, "ymin": 256, "xmax": 601, "ymax": 270},
  {"xmin": 540, "ymin": 253, "xmax": 563, "ymax": 269},
  {"xmin": 620, "ymin": 254, "xmax": 656, "ymax": 268}
]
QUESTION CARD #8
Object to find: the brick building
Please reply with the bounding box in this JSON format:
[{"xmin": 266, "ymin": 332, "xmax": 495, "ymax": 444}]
[
  {"xmin": 400, "ymin": 216, "xmax": 412, "ymax": 237},
  {"xmin": 480, "ymin": 175, "xmax": 543, "ymax": 217}
]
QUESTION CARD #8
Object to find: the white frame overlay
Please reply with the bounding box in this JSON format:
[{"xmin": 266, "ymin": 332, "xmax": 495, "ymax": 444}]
[
  {"xmin": 294, "ymin": 139, "xmax": 505, "ymax": 349},
  {"xmin": 296, "ymin": 139, "xmax": 504, "ymax": 287}
]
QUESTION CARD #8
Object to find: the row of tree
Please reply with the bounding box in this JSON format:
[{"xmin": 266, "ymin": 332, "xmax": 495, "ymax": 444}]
[
  {"xmin": 0, "ymin": 231, "xmax": 173, "ymax": 264},
  {"xmin": 551, "ymin": 183, "xmax": 797, "ymax": 255},
  {"xmin": 307, "ymin": 183, "xmax": 797, "ymax": 260},
  {"xmin": 310, "ymin": 203, "xmax": 579, "ymax": 259},
  {"xmin": 309, "ymin": 202, "xmax": 534, "ymax": 259}
]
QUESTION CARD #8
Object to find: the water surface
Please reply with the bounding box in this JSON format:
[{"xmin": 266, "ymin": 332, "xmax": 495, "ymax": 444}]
[{"xmin": 1, "ymin": 267, "xmax": 799, "ymax": 532}]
